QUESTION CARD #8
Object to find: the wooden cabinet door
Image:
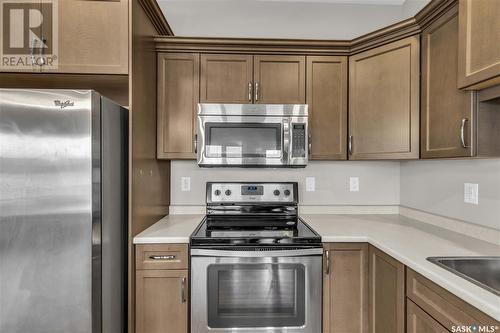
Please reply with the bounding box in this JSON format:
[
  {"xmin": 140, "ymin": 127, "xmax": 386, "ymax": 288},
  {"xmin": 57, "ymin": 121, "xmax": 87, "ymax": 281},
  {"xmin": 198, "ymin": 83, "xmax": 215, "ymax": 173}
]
[
  {"xmin": 421, "ymin": 5, "xmax": 475, "ymax": 158},
  {"xmin": 349, "ymin": 37, "xmax": 419, "ymax": 160},
  {"xmin": 200, "ymin": 54, "xmax": 253, "ymax": 103},
  {"xmin": 46, "ymin": 0, "xmax": 128, "ymax": 74},
  {"xmin": 307, "ymin": 56, "xmax": 348, "ymax": 160},
  {"xmin": 254, "ymin": 55, "xmax": 305, "ymax": 104},
  {"xmin": 157, "ymin": 53, "xmax": 199, "ymax": 159},
  {"xmin": 407, "ymin": 300, "xmax": 448, "ymax": 333},
  {"xmin": 368, "ymin": 246, "xmax": 405, "ymax": 333},
  {"xmin": 136, "ymin": 270, "xmax": 188, "ymax": 333},
  {"xmin": 458, "ymin": 0, "xmax": 500, "ymax": 89},
  {"xmin": 323, "ymin": 243, "xmax": 369, "ymax": 333}
]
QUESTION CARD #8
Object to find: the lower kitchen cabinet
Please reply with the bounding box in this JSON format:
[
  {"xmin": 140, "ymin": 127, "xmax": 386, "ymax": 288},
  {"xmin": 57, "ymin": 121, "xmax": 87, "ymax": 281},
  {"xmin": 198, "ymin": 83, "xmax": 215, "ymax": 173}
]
[
  {"xmin": 406, "ymin": 268, "xmax": 500, "ymax": 332},
  {"xmin": 368, "ymin": 245, "xmax": 405, "ymax": 333},
  {"xmin": 407, "ymin": 300, "xmax": 448, "ymax": 333},
  {"xmin": 136, "ymin": 270, "xmax": 188, "ymax": 333},
  {"xmin": 135, "ymin": 244, "xmax": 189, "ymax": 333},
  {"xmin": 323, "ymin": 243, "xmax": 368, "ymax": 333}
]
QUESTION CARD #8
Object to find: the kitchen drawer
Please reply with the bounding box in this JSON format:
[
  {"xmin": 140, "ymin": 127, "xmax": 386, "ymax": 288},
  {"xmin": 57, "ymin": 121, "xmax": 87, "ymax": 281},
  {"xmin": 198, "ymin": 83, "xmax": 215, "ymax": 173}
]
[
  {"xmin": 407, "ymin": 299, "xmax": 448, "ymax": 333},
  {"xmin": 136, "ymin": 244, "xmax": 188, "ymax": 270},
  {"xmin": 406, "ymin": 268, "xmax": 499, "ymax": 331}
]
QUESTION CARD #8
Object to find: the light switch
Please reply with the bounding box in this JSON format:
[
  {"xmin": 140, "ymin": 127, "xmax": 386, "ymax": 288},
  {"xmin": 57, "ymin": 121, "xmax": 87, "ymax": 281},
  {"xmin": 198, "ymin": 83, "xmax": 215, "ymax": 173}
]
[
  {"xmin": 464, "ymin": 183, "xmax": 478, "ymax": 205},
  {"xmin": 181, "ymin": 177, "xmax": 191, "ymax": 192},
  {"xmin": 306, "ymin": 177, "xmax": 315, "ymax": 192},
  {"xmin": 350, "ymin": 177, "xmax": 360, "ymax": 192}
]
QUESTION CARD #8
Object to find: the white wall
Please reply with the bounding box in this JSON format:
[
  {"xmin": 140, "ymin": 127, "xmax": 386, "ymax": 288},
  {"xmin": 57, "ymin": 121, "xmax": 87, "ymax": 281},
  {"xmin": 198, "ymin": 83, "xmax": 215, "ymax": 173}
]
[
  {"xmin": 400, "ymin": 159, "xmax": 500, "ymax": 230},
  {"xmin": 171, "ymin": 160, "xmax": 400, "ymax": 206}
]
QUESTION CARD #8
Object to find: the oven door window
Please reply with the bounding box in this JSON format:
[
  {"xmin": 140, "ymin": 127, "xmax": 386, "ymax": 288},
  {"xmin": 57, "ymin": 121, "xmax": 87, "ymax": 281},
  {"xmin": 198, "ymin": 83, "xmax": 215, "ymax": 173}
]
[
  {"xmin": 207, "ymin": 263, "xmax": 305, "ymax": 328},
  {"xmin": 205, "ymin": 123, "xmax": 282, "ymax": 158}
]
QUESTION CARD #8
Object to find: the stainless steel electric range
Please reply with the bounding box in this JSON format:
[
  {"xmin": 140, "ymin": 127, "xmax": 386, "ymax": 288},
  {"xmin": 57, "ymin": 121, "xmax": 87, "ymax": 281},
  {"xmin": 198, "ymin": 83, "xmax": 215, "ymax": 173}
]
[{"xmin": 190, "ymin": 182, "xmax": 322, "ymax": 333}]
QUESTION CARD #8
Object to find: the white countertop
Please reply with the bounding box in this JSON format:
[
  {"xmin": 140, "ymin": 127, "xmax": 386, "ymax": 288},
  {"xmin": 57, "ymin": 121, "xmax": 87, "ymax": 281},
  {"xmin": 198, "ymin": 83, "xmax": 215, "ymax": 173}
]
[{"xmin": 133, "ymin": 213, "xmax": 500, "ymax": 321}]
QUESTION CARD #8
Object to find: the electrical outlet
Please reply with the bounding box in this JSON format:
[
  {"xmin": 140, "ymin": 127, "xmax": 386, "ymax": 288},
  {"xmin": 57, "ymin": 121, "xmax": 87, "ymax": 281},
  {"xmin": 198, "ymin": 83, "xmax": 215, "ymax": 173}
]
[
  {"xmin": 350, "ymin": 177, "xmax": 360, "ymax": 192},
  {"xmin": 464, "ymin": 183, "xmax": 478, "ymax": 205},
  {"xmin": 306, "ymin": 177, "xmax": 315, "ymax": 192},
  {"xmin": 181, "ymin": 177, "xmax": 191, "ymax": 192}
]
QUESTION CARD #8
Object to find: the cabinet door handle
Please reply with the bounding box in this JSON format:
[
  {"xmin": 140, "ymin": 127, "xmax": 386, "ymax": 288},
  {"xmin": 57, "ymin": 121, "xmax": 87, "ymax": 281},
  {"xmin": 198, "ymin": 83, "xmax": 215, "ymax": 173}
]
[
  {"xmin": 30, "ymin": 38, "xmax": 37, "ymax": 66},
  {"xmin": 180, "ymin": 277, "xmax": 187, "ymax": 303},
  {"xmin": 39, "ymin": 37, "xmax": 46, "ymax": 66},
  {"xmin": 348, "ymin": 135, "xmax": 353, "ymax": 155},
  {"xmin": 248, "ymin": 82, "xmax": 253, "ymax": 102},
  {"xmin": 254, "ymin": 82, "xmax": 259, "ymax": 102},
  {"xmin": 325, "ymin": 250, "xmax": 330, "ymax": 275},
  {"xmin": 149, "ymin": 255, "xmax": 176, "ymax": 260},
  {"xmin": 460, "ymin": 118, "xmax": 469, "ymax": 148},
  {"xmin": 194, "ymin": 134, "xmax": 198, "ymax": 154}
]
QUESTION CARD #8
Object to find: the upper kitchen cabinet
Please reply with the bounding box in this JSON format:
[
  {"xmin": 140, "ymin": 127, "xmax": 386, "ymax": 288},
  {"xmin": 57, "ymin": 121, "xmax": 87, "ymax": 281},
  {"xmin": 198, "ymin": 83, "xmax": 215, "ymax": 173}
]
[
  {"xmin": 253, "ymin": 55, "xmax": 306, "ymax": 104},
  {"xmin": 349, "ymin": 36, "xmax": 419, "ymax": 160},
  {"xmin": 46, "ymin": 0, "xmax": 129, "ymax": 74},
  {"xmin": 200, "ymin": 54, "xmax": 253, "ymax": 103},
  {"xmin": 306, "ymin": 56, "xmax": 348, "ymax": 160},
  {"xmin": 157, "ymin": 53, "xmax": 199, "ymax": 159},
  {"xmin": 421, "ymin": 5, "xmax": 475, "ymax": 158},
  {"xmin": 458, "ymin": 0, "xmax": 500, "ymax": 89}
]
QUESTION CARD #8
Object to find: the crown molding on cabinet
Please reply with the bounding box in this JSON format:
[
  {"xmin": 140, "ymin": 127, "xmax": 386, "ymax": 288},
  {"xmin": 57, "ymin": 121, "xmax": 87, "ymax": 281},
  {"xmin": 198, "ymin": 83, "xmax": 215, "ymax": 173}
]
[
  {"xmin": 154, "ymin": 36, "xmax": 351, "ymax": 55},
  {"xmin": 349, "ymin": 17, "xmax": 419, "ymax": 54},
  {"xmin": 153, "ymin": 0, "xmax": 457, "ymax": 55},
  {"xmin": 138, "ymin": 0, "xmax": 174, "ymax": 36}
]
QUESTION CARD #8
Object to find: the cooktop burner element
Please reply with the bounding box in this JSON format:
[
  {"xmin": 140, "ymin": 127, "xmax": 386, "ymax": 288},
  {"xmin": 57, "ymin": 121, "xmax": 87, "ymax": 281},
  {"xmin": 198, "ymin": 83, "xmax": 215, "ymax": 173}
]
[{"xmin": 190, "ymin": 182, "xmax": 321, "ymax": 248}]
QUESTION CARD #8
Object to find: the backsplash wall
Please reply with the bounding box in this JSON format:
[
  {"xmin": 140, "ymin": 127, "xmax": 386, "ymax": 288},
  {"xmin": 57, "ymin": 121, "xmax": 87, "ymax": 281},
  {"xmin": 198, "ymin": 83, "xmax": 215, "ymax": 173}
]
[
  {"xmin": 171, "ymin": 161, "xmax": 400, "ymax": 206},
  {"xmin": 170, "ymin": 159, "xmax": 500, "ymax": 231},
  {"xmin": 400, "ymin": 159, "xmax": 500, "ymax": 230}
]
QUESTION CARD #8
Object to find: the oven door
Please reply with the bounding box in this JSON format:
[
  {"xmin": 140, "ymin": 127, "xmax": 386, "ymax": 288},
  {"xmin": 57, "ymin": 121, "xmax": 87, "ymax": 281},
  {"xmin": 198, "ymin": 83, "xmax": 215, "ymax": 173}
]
[
  {"xmin": 197, "ymin": 114, "xmax": 308, "ymax": 167},
  {"xmin": 191, "ymin": 248, "xmax": 322, "ymax": 333}
]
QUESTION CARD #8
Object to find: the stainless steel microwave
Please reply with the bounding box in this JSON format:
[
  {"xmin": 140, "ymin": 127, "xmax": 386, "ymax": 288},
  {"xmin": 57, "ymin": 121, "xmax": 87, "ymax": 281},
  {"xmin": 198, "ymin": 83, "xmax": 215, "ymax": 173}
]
[{"xmin": 196, "ymin": 104, "xmax": 308, "ymax": 167}]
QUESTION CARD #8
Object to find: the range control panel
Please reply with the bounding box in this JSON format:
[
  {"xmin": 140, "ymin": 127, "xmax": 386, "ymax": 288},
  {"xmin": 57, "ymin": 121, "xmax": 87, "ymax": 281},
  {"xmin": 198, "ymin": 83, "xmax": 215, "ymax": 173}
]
[{"xmin": 207, "ymin": 182, "xmax": 297, "ymax": 203}]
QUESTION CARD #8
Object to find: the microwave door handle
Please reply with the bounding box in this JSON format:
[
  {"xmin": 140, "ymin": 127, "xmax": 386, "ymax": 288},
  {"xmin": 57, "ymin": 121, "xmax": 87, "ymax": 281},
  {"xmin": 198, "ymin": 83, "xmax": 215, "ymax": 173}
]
[{"xmin": 283, "ymin": 121, "xmax": 290, "ymax": 163}]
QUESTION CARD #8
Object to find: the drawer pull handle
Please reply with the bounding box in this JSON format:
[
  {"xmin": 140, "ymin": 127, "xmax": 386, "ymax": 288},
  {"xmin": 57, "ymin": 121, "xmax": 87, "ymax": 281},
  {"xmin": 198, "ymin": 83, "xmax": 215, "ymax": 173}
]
[{"xmin": 149, "ymin": 255, "xmax": 176, "ymax": 260}]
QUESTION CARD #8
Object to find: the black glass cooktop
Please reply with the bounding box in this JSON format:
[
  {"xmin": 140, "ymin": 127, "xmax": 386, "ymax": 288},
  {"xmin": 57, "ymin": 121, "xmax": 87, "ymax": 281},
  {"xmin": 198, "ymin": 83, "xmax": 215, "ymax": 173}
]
[{"xmin": 190, "ymin": 215, "xmax": 321, "ymax": 247}]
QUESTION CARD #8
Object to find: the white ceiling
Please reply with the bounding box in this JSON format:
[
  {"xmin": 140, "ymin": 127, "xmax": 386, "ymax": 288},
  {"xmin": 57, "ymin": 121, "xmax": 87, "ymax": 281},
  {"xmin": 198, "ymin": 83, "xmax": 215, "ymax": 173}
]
[{"xmin": 157, "ymin": 0, "xmax": 430, "ymax": 40}]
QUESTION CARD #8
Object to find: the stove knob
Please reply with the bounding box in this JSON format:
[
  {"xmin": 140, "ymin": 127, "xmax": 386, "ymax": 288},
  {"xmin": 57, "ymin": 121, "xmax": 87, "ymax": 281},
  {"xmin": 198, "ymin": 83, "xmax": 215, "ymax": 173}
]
[
  {"xmin": 214, "ymin": 189, "xmax": 221, "ymax": 196},
  {"xmin": 284, "ymin": 189, "xmax": 291, "ymax": 196},
  {"xmin": 225, "ymin": 189, "xmax": 232, "ymax": 196},
  {"xmin": 273, "ymin": 189, "xmax": 280, "ymax": 196}
]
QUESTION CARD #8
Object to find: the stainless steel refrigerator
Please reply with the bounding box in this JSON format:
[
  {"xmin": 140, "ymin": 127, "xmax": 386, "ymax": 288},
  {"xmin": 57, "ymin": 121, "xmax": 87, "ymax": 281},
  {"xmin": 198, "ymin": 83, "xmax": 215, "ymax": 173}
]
[{"xmin": 0, "ymin": 89, "xmax": 128, "ymax": 333}]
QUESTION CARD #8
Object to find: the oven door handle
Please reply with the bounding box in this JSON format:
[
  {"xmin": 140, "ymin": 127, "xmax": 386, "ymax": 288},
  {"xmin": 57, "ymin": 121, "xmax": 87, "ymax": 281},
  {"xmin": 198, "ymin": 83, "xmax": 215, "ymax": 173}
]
[{"xmin": 191, "ymin": 248, "xmax": 323, "ymax": 257}]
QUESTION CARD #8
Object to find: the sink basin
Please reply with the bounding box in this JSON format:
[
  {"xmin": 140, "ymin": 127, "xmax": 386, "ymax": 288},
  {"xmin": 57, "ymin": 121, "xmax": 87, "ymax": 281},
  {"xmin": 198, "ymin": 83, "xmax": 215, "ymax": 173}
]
[{"xmin": 427, "ymin": 257, "xmax": 500, "ymax": 296}]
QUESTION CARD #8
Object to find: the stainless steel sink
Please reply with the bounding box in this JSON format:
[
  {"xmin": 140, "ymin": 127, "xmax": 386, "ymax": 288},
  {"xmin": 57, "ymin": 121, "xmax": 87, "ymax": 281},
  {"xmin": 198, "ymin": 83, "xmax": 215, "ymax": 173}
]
[{"xmin": 427, "ymin": 257, "xmax": 500, "ymax": 296}]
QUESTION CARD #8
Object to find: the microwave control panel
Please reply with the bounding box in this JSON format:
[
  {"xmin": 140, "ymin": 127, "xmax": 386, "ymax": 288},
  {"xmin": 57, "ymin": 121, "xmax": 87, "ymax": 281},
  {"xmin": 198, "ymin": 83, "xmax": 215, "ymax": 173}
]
[{"xmin": 291, "ymin": 124, "xmax": 306, "ymax": 158}]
